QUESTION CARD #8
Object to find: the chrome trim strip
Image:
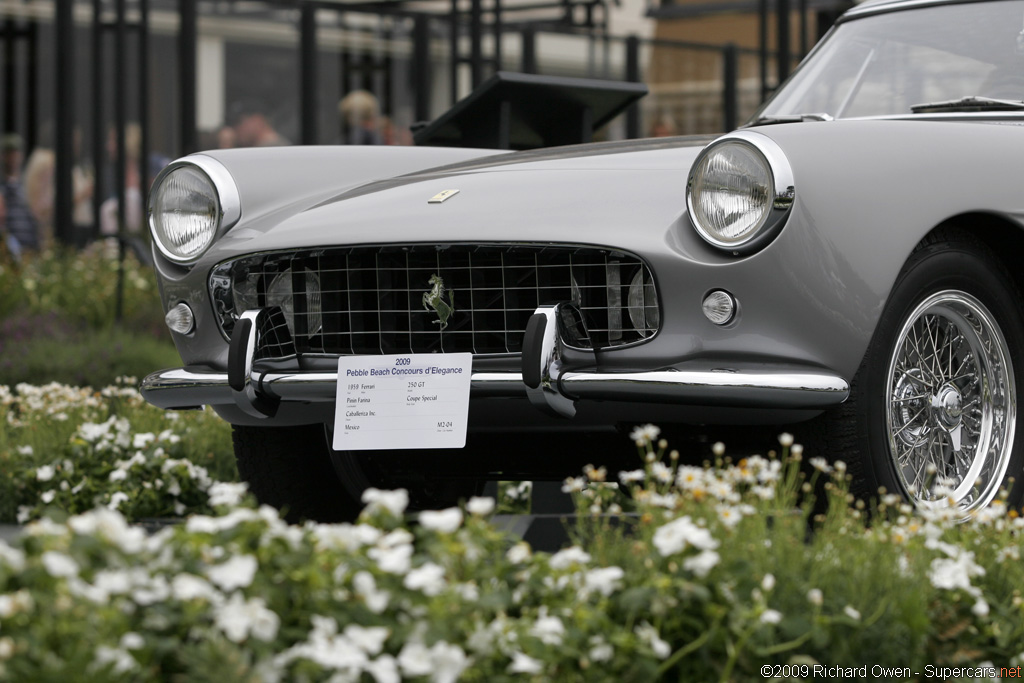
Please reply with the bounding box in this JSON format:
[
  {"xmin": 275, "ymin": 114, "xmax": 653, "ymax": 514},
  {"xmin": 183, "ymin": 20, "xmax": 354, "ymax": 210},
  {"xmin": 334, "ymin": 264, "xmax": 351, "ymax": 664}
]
[{"xmin": 140, "ymin": 365, "xmax": 848, "ymax": 411}]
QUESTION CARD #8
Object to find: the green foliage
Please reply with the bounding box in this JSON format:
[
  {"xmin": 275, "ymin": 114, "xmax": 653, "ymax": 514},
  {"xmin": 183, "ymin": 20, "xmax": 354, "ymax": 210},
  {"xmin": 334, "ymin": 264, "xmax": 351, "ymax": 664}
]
[
  {"xmin": 0, "ymin": 381, "xmax": 235, "ymax": 523},
  {"xmin": 2, "ymin": 402, "xmax": 1024, "ymax": 680},
  {"xmin": 0, "ymin": 246, "xmax": 178, "ymax": 388}
]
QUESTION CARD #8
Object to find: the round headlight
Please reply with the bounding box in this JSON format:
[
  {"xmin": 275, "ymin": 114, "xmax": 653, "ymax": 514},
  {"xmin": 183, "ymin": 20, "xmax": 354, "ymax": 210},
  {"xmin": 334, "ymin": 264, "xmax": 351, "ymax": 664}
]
[
  {"xmin": 686, "ymin": 133, "xmax": 794, "ymax": 253},
  {"xmin": 267, "ymin": 268, "xmax": 323, "ymax": 336},
  {"xmin": 149, "ymin": 156, "xmax": 240, "ymax": 264}
]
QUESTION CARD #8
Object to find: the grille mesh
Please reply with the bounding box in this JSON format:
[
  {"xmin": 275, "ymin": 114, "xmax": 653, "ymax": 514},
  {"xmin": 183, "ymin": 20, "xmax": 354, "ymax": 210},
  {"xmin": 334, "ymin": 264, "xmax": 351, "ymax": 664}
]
[{"xmin": 213, "ymin": 245, "xmax": 658, "ymax": 357}]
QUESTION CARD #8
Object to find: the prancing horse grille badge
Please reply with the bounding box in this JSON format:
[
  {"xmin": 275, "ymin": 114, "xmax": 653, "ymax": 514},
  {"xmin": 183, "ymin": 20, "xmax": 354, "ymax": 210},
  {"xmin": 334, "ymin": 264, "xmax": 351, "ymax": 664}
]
[{"xmin": 428, "ymin": 189, "xmax": 460, "ymax": 204}]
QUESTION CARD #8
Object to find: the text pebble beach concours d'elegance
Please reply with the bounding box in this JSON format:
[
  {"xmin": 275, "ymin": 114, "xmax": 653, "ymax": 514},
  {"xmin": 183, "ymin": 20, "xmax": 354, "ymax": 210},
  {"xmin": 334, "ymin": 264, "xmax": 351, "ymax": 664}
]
[{"xmin": 761, "ymin": 664, "xmax": 1023, "ymax": 679}]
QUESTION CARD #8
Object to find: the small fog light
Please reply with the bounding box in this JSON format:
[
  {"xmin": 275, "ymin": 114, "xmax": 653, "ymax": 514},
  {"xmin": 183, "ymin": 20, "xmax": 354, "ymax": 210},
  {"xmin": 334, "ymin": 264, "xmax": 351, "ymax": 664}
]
[
  {"xmin": 702, "ymin": 290, "xmax": 736, "ymax": 326},
  {"xmin": 165, "ymin": 302, "xmax": 195, "ymax": 335}
]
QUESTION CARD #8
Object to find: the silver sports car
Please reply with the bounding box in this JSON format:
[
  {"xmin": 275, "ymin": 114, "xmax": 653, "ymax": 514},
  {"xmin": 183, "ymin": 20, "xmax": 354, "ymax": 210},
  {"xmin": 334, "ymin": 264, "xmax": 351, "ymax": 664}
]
[{"xmin": 142, "ymin": 0, "xmax": 1024, "ymax": 520}]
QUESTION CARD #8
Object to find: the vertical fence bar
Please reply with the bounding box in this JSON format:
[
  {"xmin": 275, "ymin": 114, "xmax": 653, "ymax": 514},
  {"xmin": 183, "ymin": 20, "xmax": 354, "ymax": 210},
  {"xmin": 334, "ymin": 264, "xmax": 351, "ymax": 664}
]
[
  {"xmin": 413, "ymin": 16, "xmax": 431, "ymax": 123},
  {"xmin": 179, "ymin": 0, "xmax": 198, "ymax": 155},
  {"xmin": 777, "ymin": 0, "xmax": 790, "ymax": 84},
  {"xmin": 624, "ymin": 35, "xmax": 640, "ymax": 139},
  {"xmin": 54, "ymin": 0, "xmax": 75, "ymax": 245},
  {"xmin": 300, "ymin": 2, "xmax": 318, "ymax": 145},
  {"xmin": 759, "ymin": 0, "xmax": 769, "ymax": 101},
  {"xmin": 140, "ymin": 0, "xmax": 151, "ymax": 196},
  {"xmin": 449, "ymin": 0, "xmax": 459, "ymax": 105},
  {"xmin": 492, "ymin": 0, "xmax": 502, "ymax": 69},
  {"xmin": 722, "ymin": 43, "xmax": 738, "ymax": 132},
  {"xmin": 115, "ymin": 0, "xmax": 127, "ymax": 322},
  {"xmin": 521, "ymin": 25, "xmax": 536, "ymax": 74},
  {"xmin": 799, "ymin": 0, "xmax": 808, "ymax": 56},
  {"xmin": 4, "ymin": 20, "xmax": 16, "ymax": 133},
  {"xmin": 26, "ymin": 23, "xmax": 37, "ymax": 151},
  {"xmin": 470, "ymin": 0, "xmax": 483, "ymax": 88},
  {"xmin": 92, "ymin": 0, "xmax": 104, "ymax": 243}
]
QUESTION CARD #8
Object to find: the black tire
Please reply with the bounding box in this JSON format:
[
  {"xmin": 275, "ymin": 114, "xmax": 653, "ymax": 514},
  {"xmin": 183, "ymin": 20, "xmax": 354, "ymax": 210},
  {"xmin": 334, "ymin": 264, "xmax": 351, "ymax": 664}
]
[
  {"xmin": 232, "ymin": 424, "xmax": 360, "ymax": 523},
  {"xmin": 809, "ymin": 229, "xmax": 1024, "ymax": 512},
  {"xmin": 232, "ymin": 424, "xmax": 487, "ymax": 522}
]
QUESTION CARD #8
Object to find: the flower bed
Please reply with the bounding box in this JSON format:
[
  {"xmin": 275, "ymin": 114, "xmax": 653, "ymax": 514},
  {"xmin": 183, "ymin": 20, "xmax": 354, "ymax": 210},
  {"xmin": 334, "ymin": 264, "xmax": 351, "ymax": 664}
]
[{"xmin": 2, "ymin": 386, "xmax": 1024, "ymax": 680}]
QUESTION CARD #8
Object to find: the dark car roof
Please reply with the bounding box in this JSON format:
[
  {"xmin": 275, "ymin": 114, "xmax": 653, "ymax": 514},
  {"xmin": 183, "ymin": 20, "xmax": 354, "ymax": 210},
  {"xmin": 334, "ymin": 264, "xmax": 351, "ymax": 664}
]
[{"xmin": 841, "ymin": 0, "xmax": 1008, "ymax": 22}]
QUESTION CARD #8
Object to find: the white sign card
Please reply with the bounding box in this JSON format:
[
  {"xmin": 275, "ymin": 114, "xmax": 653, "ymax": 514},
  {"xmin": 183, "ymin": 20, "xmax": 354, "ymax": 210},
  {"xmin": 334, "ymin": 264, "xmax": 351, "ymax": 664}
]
[{"xmin": 332, "ymin": 353, "xmax": 473, "ymax": 451}]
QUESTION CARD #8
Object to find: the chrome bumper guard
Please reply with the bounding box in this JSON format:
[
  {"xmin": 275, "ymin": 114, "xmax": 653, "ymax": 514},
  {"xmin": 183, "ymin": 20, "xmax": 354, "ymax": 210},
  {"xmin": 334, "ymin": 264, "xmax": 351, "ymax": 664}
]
[{"xmin": 141, "ymin": 304, "xmax": 850, "ymax": 416}]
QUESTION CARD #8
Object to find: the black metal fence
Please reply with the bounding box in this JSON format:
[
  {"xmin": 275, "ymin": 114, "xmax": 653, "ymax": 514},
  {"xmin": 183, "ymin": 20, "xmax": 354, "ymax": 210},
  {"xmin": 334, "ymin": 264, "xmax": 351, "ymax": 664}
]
[{"xmin": 0, "ymin": 0, "xmax": 835, "ymax": 248}]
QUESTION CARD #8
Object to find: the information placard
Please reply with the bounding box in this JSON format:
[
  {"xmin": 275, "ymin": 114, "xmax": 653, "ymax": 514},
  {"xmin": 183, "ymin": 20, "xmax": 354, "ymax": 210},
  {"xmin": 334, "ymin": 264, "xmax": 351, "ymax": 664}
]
[{"xmin": 332, "ymin": 353, "xmax": 473, "ymax": 451}]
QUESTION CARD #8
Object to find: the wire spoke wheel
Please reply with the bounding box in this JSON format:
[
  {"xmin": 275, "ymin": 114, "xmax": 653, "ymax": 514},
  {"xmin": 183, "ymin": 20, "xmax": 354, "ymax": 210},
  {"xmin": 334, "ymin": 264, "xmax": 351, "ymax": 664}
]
[{"xmin": 885, "ymin": 290, "xmax": 1016, "ymax": 512}]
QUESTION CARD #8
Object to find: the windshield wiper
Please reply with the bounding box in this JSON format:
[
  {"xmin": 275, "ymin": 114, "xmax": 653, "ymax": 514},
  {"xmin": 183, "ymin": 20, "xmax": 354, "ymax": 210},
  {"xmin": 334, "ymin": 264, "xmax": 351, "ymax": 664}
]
[
  {"xmin": 747, "ymin": 112, "xmax": 834, "ymax": 126},
  {"xmin": 910, "ymin": 96, "xmax": 1024, "ymax": 113}
]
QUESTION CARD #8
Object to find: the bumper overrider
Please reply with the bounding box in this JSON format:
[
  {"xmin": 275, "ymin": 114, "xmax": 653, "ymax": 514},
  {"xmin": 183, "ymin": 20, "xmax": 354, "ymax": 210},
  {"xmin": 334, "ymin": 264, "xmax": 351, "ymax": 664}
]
[{"xmin": 140, "ymin": 303, "xmax": 850, "ymax": 418}]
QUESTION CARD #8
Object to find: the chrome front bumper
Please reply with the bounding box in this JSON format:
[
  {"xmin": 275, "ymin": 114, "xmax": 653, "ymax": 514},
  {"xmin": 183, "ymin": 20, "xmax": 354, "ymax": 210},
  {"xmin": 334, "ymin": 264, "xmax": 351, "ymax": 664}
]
[{"xmin": 141, "ymin": 304, "xmax": 850, "ymax": 417}]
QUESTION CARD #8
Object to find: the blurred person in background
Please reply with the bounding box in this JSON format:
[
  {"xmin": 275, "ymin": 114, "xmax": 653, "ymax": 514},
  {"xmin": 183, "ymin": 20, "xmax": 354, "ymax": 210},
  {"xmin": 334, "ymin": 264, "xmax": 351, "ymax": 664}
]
[
  {"xmin": 0, "ymin": 193, "xmax": 21, "ymax": 260},
  {"xmin": 23, "ymin": 122, "xmax": 54, "ymax": 244},
  {"xmin": 338, "ymin": 90, "xmax": 383, "ymax": 145},
  {"xmin": 379, "ymin": 116, "xmax": 413, "ymax": 146},
  {"xmin": 1, "ymin": 133, "xmax": 39, "ymax": 252},
  {"xmin": 230, "ymin": 101, "xmax": 290, "ymax": 147},
  {"xmin": 100, "ymin": 123, "xmax": 143, "ymax": 236}
]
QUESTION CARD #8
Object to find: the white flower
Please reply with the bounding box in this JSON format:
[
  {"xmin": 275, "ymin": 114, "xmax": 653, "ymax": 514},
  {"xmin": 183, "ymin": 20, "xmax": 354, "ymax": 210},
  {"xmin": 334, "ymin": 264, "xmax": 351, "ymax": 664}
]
[
  {"xmin": 16, "ymin": 445, "xmax": 32, "ymax": 456},
  {"xmin": 712, "ymin": 442, "xmax": 726, "ymax": 457},
  {"xmin": 0, "ymin": 544, "xmax": 26, "ymax": 572},
  {"xmin": 652, "ymin": 516, "xmax": 719, "ymax": 556},
  {"xmin": 651, "ymin": 462, "xmax": 673, "ymax": 484},
  {"xmin": 807, "ymin": 588, "xmax": 823, "ymax": 606},
  {"xmin": 929, "ymin": 550, "xmax": 986, "ymax": 592},
  {"xmin": 107, "ymin": 491, "xmax": 130, "ymax": 510},
  {"xmin": 635, "ymin": 622, "xmax": 671, "ymax": 659},
  {"xmin": 428, "ymin": 641, "xmax": 469, "ymax": 683},
  {"xmin": 530, "ymin": 615, "xmax": 565, "ymax": 645},
  {"xmin": 973, "ymin": 598, "xmax": 990, "ymax": 618},
  {"xmin": 398, "ymin": 642, "xmax": 433, "ymax": 677},
  {"xmin": 93, "ymin": 645, "xmax": 137, "ymax": 675},
  {"xmin": 369, "ymin": 544, "xmax": 413, "ymax": 575},
  {"xmin": 353, "ymin": 571, "xmax": 390, "ymax": 614},
  {"xmin": 362, "ymin": 488, "xmax": 409, "ymax": 516},
  {"xmin": 550, "ymin": 546, "xmax": 591, "ymax": 570},
  {"xmin": 630, "ymin": 423, "xmax": 661, "ymax": 443},
  {"xmin": 171, "ymin": 574, "xmax": 221, "ymax": 602},
  {"xmin": 619, "ymin": 470, "xmax": 646, "ymax": 484},
  {"xmin": 208, "ymin": 482, "xmax": 248, "ymax": 507},
  {"xmin": 809, "ymin": 457, "xmax": 831, "ymax": 473},
  {"xmin": 582, "ymin": 566, "xmax": 625, "ymax": 597},
  {"xmin": 41, "ymin": 551, "xmax": 78, "ymax": 578},
  {"xmin": 506, "ymin": 542, "xmax": 532, "ymax": 564},
  {"xmin": 215, "ymin": 593, "xmax": 279, "ymax": 643},
  {"xmin": 207, "ymin": 555, "xmax": 259, "ymax": 592},
  {"xmin": 365, "ymin": 655, "xmax": 400, "ymax": 683},
  {"xmin": 344, "ymin": 624, "xmax": 390, "ymax": 656},
  {"xmin": 507, "ymin": 652, "xmax": 544, "ymax": 674},
  {"xmin": 40, "ymin": 490, "xmax": 56, "ymax": 504},
  {"xmin": 36, "ymin": 465, "xmax": 55, "ymax": 482},
  {"xmin": 466, "ymin": 496, "xmax": 495, "ymax": 516},
  {"xmin": 418, "ymin": 508, "xmax": 463, "ymax": 534},
  {"xmin": 761, "ymin": 573, "xmax": 776, "ymax": 592},
  {"xmin": 404, "ymin": 562, "xmax": 447, "ymax": 596},
  {"xmin": 682, "ymin": 549, "xmax": 720, "ymax": 578},
  {"xmin": 717, "ymin": 505, "xmax": 744, "ymax": 529},
  {"xmin": 120, "ymin": 632, "xmax": 145, "ymax": 650},
  {"xmin": 760, "ymin": 609, "xmax": 783, "ymax": 624},
  {"xmin": 844, "ymin": 605, "xmax": 861, "ymax": 621},
  {"xmin": 562, "ymin": 476, "xmax": 586, "ymax": 493},
  {"xmin": 0, "ymin": 637, "xmax": 14, "ymax": 660},
  {"xmin": 778, "ymin": 432, "xmax": 794, "ymax": 447},
  {"xmin": 588, "ymin": 638, "xmax": 614, "ymax": 663}
]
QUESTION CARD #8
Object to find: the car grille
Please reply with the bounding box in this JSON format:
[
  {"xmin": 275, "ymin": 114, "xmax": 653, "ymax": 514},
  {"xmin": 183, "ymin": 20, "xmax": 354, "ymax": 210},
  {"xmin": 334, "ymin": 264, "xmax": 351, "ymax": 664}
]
[{"xmin": 210, "ymin": 244, "xmax": 658, "ymax": 358}]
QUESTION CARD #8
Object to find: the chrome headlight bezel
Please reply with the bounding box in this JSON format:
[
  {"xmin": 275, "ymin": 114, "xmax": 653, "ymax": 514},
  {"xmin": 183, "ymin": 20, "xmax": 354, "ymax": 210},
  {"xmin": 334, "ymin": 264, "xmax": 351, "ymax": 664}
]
[
  {"xmin": 148, "ymin": 155, "xmax": 241, "ymax": 265},
  {"xmin": 686, "ymin": 131, "xmax": 795, "ymax": 254}
]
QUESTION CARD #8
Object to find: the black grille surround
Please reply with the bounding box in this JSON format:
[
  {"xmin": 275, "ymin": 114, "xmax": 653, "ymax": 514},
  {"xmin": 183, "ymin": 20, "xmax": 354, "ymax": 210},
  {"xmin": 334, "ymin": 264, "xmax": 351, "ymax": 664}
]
[{"xmin": 211, "ymin": 244, "xmax": 659, "ymax": 359}]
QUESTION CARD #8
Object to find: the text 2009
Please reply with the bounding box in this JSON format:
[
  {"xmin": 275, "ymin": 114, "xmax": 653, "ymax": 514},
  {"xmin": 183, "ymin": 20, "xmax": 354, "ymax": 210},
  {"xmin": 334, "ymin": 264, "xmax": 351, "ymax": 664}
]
[
  {"xmin": 761, "ymin": 664, "xmax": 809, "ymax": 679},
  {"xmin": 395, "ymin": 357, "xmax": 411, "ymax": 366}
]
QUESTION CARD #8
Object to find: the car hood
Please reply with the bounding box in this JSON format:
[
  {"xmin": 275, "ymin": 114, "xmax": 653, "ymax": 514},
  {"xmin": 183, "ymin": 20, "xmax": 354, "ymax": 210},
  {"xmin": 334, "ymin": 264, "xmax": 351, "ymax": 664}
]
[{"xmin": 210, "ymin": 135, "xmax": 716, "ymax": 257}]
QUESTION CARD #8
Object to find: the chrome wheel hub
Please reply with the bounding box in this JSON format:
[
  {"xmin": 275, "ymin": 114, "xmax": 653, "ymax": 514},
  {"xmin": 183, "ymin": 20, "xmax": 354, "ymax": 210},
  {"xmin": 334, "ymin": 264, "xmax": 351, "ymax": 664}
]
[{"xmin": 885, "ymin": 290, "xmax": 1016, "ymax": 513}]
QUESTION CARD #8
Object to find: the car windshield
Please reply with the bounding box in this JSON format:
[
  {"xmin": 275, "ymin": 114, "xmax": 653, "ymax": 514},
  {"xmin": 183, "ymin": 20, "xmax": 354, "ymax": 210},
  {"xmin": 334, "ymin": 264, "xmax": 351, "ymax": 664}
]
[{"xmin": 755, "ymin": 0, "xmax": 1024, "ymax": 120}]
